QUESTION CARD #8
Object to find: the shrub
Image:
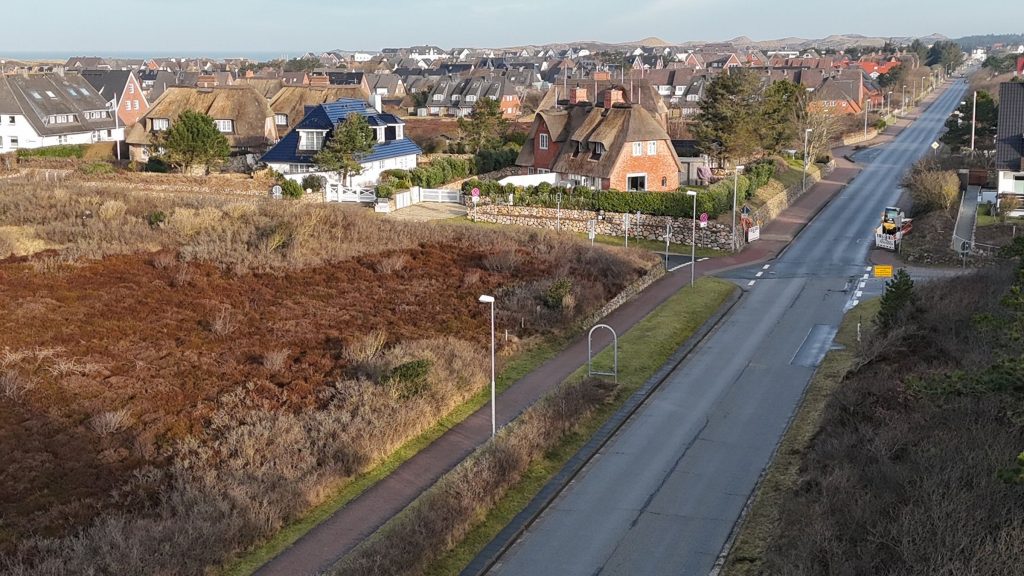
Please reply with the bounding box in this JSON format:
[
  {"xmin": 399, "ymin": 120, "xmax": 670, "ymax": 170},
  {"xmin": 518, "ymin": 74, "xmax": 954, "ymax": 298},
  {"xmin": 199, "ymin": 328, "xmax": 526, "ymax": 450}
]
[
  {"xmin": 146, "ymin": 211, "xmax": 167, "ymax": 227},
  {"xmin": 375, "ymin": 182, "xmax": 396, "ymax": 199},
  {"xmin": 300, "ymin": 174, "xmax": 325, "ymax": 192},
  {"xmin": 544, "ymin": 278, "xmax": 573, "ymax": 310},
  {"xmin": 88, "ymin": 409, "xmax": 132, "ymax": 436},
  {"xmin": 97, "ymin": 200, "xmax": 127, "ymax": 221},
  {"xmin": 410, "ymin": 156, "xmax": 473, "ymax": 188},
  {"xmin": 280, "ymin": 179, "xmax": 304, "ymax": 199},
  {"xmin": 262, "ymin": 348, "xmax": 289, "ymax": 373},
  {"xmin": 904, "ymin": 163, "xmax": 959, "ymax": 215},
  {"xmin": 380, "ymin": 169, "xmax": 414, "ymax": 190},
  {"xmin": 384, "ymin": 358, "xmax": 433, "ymax": 398},
  {"xmin": 474, "ymin": 146, "xmax": 519, "ymax": 174},
  {"xmin": 745, "ymin": 159, "xmax": 776, "ymax": 197},
  {"xmin": 81, "ymin": 161, "xmax": 115, "ymax": 175},
  {"xmin": 875, "ymin": 268, "xmax": 916, "ymax": 331},
  {"xmin": 17, "ymin": 144, "xmax": 87, "ymax": 159},
  {"xmin": 145, "ymin": 157, "xmax": 170, "ymax": 173}
]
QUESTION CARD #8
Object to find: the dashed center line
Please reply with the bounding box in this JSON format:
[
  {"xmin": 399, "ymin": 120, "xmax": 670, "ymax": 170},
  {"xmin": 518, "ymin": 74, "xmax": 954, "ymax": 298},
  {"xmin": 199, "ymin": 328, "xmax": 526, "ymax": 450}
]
[
  {"xmin": 747, "ymin": 280, "xmax": 757, "ymax": 287},
  {"xmin": 755, "ymin": 271, "xmax": 764, "ymax": 278},
  {"xmin": 762, "ymin": 264, "xmax": 771, "ymax": 270},
  {"xmin": 858, "ymin": 281, "xmax": 867, "ymax": 289}
]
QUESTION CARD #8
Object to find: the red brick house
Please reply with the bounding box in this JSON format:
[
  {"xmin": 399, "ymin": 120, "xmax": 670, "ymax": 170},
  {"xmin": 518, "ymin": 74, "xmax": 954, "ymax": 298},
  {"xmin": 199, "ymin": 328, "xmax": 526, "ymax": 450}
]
[
  {"xmin": 516, "ymin": 86, "xmax": 681, "ymax": 191},
  {"xmin": 80, "ymin": 70, "xmax": 150, "ymax": 126}
]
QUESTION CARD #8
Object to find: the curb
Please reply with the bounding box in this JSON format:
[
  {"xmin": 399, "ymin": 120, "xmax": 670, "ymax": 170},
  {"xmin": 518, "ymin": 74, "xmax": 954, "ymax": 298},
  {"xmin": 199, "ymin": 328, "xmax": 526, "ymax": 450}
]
[{"xmin": 461, "ymin": 287, "xmax": 744, "ymax": 576}]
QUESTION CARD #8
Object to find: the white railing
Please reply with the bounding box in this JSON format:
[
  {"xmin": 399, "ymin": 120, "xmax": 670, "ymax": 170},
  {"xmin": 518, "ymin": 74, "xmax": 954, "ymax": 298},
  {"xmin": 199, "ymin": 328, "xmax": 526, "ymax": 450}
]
[
  {"xmin": 326, "ymin": 186, "xmax": 376, "ymax": 203},
  {"xmin": 419, "ymin": 187, "xmax": 463, "ymax": 203}
]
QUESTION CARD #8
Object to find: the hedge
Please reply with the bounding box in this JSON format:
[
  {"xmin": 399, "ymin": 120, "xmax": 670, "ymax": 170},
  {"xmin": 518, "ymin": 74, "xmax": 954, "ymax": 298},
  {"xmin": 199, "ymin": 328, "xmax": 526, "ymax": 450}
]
[
  {"xmin": 17, "ymin": 144, "xmax": 87, "ymax": 159},
  {"xmin": 410, "ymin": 157, "xmax": 473, "ymax": 188},
  {"xmin": 461, "ymin": 177, "xmax": 754, "ymax": 219}
]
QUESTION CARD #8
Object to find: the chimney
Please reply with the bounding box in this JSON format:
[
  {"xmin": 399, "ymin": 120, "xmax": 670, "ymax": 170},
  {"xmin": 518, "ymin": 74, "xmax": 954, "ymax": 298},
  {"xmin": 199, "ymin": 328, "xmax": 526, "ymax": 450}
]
[
  {"xmin": 371, "ymin": 93, "xmax": 383, "ymax": 113},
  {"xmin": 1017, "ymin": 56, "xmax": 1024, "ymax": 76},
  {"xmin": 310, "ymin": 74, "xmax": 330, "ymax": 88},
  {"xmin": 245, "ymin": 69, "xmax": 255, "ymax": 78},
  {"xmin": 197, "ymin": 74, "xmax": 217, "ymax": 88},
  {"xmin": 593, "ymin": 70, "xmax": 610, "ymax": 81},
  {"xmin": 570, "ymin": 86, "xmax": 588, "ymax": 104},
  {"xmin": 603, "ymin": 88, "xmax": 624, "ymax": 109}
]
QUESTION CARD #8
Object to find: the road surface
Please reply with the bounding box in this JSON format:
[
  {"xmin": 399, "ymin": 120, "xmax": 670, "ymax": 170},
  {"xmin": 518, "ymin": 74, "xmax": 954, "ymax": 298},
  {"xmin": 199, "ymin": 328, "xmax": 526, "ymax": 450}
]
[{"xmin": 487, "ymin": 79, "xmax": 967, "ymax": 576}]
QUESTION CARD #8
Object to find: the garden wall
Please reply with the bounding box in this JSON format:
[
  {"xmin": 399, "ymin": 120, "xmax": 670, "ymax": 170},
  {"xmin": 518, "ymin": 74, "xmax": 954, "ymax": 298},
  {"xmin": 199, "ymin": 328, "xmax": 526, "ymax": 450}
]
[{"xmin": 468, "ymin": 204, "xmax": 737, "ymax": 250}]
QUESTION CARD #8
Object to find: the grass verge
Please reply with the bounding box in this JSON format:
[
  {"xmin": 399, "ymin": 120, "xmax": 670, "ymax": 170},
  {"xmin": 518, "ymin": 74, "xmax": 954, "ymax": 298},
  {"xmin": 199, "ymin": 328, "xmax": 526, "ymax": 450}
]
[
  {"xmin": 420, "ymin": 277, "xmax": 738, "ymax": 576},
  {"xmin": 586, "ymin": 232, "xmax": 729, "ymax": 258},
  {"xmin": 722, "ymin": 297, "xmax": 881, "ymax": 576},
  {"xmin": 219, "ymin": 334, "xmax": 570, "ymax": 576}
]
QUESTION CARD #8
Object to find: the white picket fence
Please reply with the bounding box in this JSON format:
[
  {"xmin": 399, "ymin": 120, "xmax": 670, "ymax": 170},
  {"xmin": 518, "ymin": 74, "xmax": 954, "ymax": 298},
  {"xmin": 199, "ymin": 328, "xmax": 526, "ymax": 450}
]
[
  {"xmin": 325, "ymin": 185, "xmax": 376, "ymax": 203},
  {"xmin": 391, "ymin": 186, "xmax": 464, "ymax": 211}
]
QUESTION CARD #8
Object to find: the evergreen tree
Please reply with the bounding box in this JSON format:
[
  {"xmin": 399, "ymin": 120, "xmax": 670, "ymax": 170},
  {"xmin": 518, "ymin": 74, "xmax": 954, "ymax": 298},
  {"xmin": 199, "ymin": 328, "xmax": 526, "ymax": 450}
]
[
  {"xmin": 876, "ymin": 268, "xmax": 917, "ymax": 331},
  {"xmin": 457, "ymin": 97, "xmax": 509, "ymax": 153},
  {"xmin": 694, "ymin": 69, "xmax": 764, "ymax": 164},
  {"xmin": 157, "ymin": 110, "xmax": 230, "ymax": 175},
  {"xmin": 314, "ymin": 114, "xmax": 375, "ymax": 186}
]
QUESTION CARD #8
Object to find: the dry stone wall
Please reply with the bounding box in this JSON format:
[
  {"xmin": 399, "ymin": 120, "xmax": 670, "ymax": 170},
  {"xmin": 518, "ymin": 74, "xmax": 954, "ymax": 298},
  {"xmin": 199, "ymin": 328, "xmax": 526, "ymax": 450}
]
[{"xmin": 468, "ymin": 204, "xmax": 738, "ymax": 250}]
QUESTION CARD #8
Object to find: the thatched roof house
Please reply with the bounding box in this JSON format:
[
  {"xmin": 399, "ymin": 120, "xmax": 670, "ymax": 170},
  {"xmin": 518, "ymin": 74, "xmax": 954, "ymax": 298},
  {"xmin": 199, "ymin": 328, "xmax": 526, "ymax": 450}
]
[{"xmin": 126, "ymin": 85, "xmax": 277, "ymax": 160}]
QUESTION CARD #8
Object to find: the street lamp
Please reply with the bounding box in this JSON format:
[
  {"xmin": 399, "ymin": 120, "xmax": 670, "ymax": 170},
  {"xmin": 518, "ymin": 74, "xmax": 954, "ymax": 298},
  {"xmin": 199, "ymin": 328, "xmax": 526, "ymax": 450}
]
[
  {"xmin": 902, "ymin": 84, "xmax": 907, "ymax": 116},
  {"xmin": 886, "ymin": 90, "xmax": 893, "ymax": 117},
  {"xmin": 732, "ymin": 165, "xmax": 744, "ymax": 252},
  {"xmin": 863, "ymin": 98, "xmax": 869, "ymax": 136},
  {"xmin": 686, "ymin": 190, "xmax": 698, "ymax": 287},
  {"xmin": 802, "ymin": 128, "xmax": 812, "ymax": 193},
  {"xmin": 478, "ymin": 294, "xmax": 496, "ymax": 438}
]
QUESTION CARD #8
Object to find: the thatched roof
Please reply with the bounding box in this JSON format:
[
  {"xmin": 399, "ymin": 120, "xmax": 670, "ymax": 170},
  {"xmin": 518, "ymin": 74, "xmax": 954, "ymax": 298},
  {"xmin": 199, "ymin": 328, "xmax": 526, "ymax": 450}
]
[
  {"xmin": 235, "ymin": 78, "xmax": 284, "ymax": 99},
  {"xmin": 127, "ymin": 85, "xmax": 275, "ymax": 150},
  {"xmin": 269, "ymin": 86, "xmax": 371, "ymax": 133}
]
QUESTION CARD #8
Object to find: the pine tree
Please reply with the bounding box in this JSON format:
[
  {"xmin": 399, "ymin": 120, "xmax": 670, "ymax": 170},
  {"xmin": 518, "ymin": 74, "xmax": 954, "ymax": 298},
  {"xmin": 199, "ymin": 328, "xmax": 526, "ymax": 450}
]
[
  {"xmin": 314, "ymin": 114, "xmax": 375, "ymax": 186},
  {"xmin": 876, "ymin": 268, "xmax": 916, "ymax": 331}
]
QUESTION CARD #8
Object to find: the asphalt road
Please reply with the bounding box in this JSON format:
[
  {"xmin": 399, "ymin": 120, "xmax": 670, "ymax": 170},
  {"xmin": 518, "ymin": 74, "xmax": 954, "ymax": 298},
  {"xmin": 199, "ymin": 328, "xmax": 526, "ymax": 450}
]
[{"xmin": 487, "ymin": 79, "xmax": 968, "ymax": 576}]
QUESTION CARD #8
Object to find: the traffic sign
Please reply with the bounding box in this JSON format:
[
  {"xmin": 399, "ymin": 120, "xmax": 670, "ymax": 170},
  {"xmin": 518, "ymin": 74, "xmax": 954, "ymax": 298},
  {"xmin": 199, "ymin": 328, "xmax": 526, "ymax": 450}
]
[
  {"xmin": 960, "ymin": 240, "xmax": 971, "ymax": 256},
  {"xmin": 699, "ymin": 212, "xmax": 708, "ymax": 228},
  {"xmin": 931, "ymin": 141, "xmax": 940, "ymax": 150},
  {"xmin": 471, "ymin": 187, "xmax": 480, "ymax": 197},
  {"xmin": 741, "ymin": 205, "xmax": 751, "ymax": 216},
  {"xmin": 874, "ymin": 265, "xmax": 894, "ymax": 278},
  {"xmin": 270, "ymin": 185, "xmax": 283, "ymax": 199}
]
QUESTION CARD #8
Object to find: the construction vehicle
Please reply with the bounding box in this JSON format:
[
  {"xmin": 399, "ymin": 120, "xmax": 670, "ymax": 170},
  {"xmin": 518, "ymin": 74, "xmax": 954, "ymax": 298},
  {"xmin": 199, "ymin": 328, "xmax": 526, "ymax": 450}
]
[{"xmin": 874, "ymin": 206, "xmax": 913, "ymax": 250}]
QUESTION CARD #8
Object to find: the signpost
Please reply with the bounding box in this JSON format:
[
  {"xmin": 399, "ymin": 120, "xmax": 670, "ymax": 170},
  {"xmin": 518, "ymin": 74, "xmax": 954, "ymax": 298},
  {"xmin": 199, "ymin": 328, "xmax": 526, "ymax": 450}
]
[
  {"xmin": 556, "ymin": 192, "xmax": 563, "ymax": 230},
  {"xmin": 270, "ymin": 185, "xmax": 283, "ymax": 200},
  {"xmin": 623, "ymin": 213, "xmax": 631, "ymax": 247},
  {"xmin": 931, "ymin": 141, "xmax": 940, "ymax": 156},
  {"xmin": 699, "ymin": 212, "xmax": 709, "ymax": 229},
  {"xmin": 588, "ymin": 219, "xmax": 597, "ymax": 246},
  {"xmin": 471, "ymin": 187, "xmax": 480, "ymax": 205},
  {"xmin": 747, "ymin": 225, "xmax": 760, "ymax": 242},
  {"xmin": 960, "ymin": 239, "xmax": 971, "ymax": 269},
  {"xmin": 663, "ymin": 222, "xmax": 673, "ymax": 271},
  {"xmin": 874, "ymin": 264, "xmax": 894, "ymax": 278}
]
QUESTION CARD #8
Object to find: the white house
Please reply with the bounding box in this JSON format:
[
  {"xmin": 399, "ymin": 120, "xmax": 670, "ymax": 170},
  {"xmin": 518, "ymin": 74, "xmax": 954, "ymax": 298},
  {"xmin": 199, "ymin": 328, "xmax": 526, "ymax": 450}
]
[
  {"xmin": 261, "ymin": 98, "xmax": 421, "ymax": 192},
  {"xmin": 995, "ymin": 82, "xmax": 1024, "ymax": 216},
  {"xmin": 0, "ymin": 73, "xmax": 123, "ymax": 153}
]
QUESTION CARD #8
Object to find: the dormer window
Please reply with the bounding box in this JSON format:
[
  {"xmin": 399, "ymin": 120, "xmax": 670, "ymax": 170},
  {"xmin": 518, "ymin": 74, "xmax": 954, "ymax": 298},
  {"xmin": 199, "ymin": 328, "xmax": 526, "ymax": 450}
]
[
  {"xmin": 432, "ymin": 93, "xmax": 443, "ymax": 101},
  {"xmin": 214, "ymin": 119, "xmax": 234, "ymax": 133},
  {"xmin": 299, "ymin": 130, "xmax": 325, "ymax": 151},
  {"xmin": 538, "ymin": 133, "xmax": 549, "ymax": 150},
  {"xmin": 590, "ymin": 142, "xmax": 604, "ymax": 161},
  {"xmin": 152, "ymin": 118, "xmax": 169, "ymax": 131},
  {"xmin": 275, "ymin": 114, "xmax": 288, "ymax": 126},
  {"xmin": 452, "ymin": 94, "xmax": 461, "ymax": 102},
  {"xmin": 466, "ymin": 95, "xmax": 477, "ymax": 103}
]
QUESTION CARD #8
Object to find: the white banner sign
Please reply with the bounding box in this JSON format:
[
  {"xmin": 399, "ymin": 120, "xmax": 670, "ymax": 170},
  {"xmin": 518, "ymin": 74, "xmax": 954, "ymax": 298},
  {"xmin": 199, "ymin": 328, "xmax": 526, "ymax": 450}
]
[{"xmin": 747, "ymin": 225, "xmax": 760, "ymax": 242}]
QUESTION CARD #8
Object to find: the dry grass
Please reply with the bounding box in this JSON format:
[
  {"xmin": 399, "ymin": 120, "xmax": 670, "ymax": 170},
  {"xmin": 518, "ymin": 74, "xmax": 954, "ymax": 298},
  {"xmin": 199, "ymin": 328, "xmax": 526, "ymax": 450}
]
[
  {"xmin": 263, "ymin": 348, "xmax": 290, "ymax": 374},
  {"xmin": 0, "ymin": 370, "xmax": 34, "ymax": 401},
  {"xmin": 88, "ymin": 409, "xmax": 132, "ymax": 436},
  {"xmin": 332, "ymin": 377, "xmax": 617, "ymax": 576},
  {"xmin": 373, "ymin": 254, "xmax": 408, "ymax": 274}
]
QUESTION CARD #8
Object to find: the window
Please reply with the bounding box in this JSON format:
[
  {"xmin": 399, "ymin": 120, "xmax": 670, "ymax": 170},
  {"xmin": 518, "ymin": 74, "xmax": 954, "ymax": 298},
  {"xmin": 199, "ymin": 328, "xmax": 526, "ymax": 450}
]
[
  {"xmin": 30, "ymin": 91, "xmax": 41, "ymax": 100},
  {"xmin": 661, "ymin": 176, "xmax": 668, "ymax": 187},
  {"xmin": 432, "ymin": 93, "xmax": 443, "ymax": 101},
  {"xmin": 7, "ymin": 116, "xmax": 13, "ymax": 125},
  {"xmin": 58, "ymin": 135, "xmax": 68, "ymax": 145},
  {"xmin": 626, "ymin": 174, "xmax": 646, "ymax": 191},
  {"xmin": 275, "ymin": 114, "xmax": 288, "ymax": 126},
  {"xmin": 214, "ymin": 119, "xmax": 234, "ymax": 133},
  {"xmin": 539, "ymin": 133, "xmax": 549, "ymax": 150},
  {"xmin": 299, "ymin": 130, "xmax": 325, "ymax": 151},
  {"xmin": 67, "ymin": 88, "xmax": 78, "ymax": 96},
  {"xmin": 125, "ymin": 100, "xmax": 132, "ymax": 111},
  {"xmin": 128, "ymin": 83, "xmax": 135, "ymax": 94},
  {"xmin": 133, "ymin": 100, "xmax": 139, "ymax": 111},
  {"xmin": 591, "ymin": 142, "xmax": 604, "ymax": 161},
  {"xmin": 10, "ymin": 137, "xmax": 18, "ymax": 149},
  {"xmin": 152, "ymin": 118, "xmax": 169, "ymax": 131},
  {"xmin": 537, "ymin": 168, "xmax": 549, "ymax": 174},
  {"xmin": 451, "ymin": 94, "xmax": 461, "ymax": 102},
  {"xmin": 647, "ymin": 141, "xmax": 657, "ymax": 155},
  {"xmin": 45, "ymin": 91, "xmax": 56, "ymax": 99},
  {"xmin": 466, "ymin": 95, "xmax": 477, "ymax": 103},
  {"xmin": 632, "ymin": 142, "xmax": 643, "ymax": 156},
  {"xmin": 79, "ymin": 87, "xmax": 90, "ymax": 96}
]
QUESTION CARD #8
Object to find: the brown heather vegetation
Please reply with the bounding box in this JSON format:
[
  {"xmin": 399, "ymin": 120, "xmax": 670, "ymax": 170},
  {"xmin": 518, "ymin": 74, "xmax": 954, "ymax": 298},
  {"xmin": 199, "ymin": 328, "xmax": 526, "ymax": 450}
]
[
  {"xmin": 0, "ymin": 176, "xmax": 656, "ymax": 574},
  {"xmin": 758, "ymin": 264, "xmax": 1024, "ymax": 576}
]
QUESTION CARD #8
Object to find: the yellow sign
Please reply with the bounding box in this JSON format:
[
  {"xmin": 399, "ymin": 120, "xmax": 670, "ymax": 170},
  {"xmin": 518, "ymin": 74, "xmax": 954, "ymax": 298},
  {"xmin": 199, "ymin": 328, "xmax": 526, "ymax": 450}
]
[{"xmin": 874, "ymin": 265, "xmax": 894, "ymax": 278}]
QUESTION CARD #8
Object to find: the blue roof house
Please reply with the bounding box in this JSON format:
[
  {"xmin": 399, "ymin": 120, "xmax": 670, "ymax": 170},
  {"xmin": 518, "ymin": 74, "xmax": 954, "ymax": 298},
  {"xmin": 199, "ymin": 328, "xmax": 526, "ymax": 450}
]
[{"xmin": 262, "ymin": 98, "xmax": 421, "ymax": 195}]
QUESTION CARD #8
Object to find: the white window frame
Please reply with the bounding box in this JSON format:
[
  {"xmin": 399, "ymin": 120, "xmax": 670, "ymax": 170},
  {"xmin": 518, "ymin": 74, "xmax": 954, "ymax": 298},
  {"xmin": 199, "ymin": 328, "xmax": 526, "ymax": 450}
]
[
  {"xmin": 539, "ymin": 133, "xmax": 549, "ymax": 150},
  {"xmin": 152, "ymin": 118, "xmax": 169, "ymax": 131},
  {"xmin": 275, "ymin": 114, "xmax": 288, "ymax": 126},
  {"xmin": 299, "ymin": 130, "xmax": 326, "ymax": 151},
  {"xmin": 632, "ymin": 141, "xmax": 643, "ymax": 156},
  {"xmin": 7, "ymin": 116, "xmax": 14, "ymax": 125},
  {"xmin": 647, "ymin": 141, "xmax": 657, "ymax": 156},
  {"xmin": 466, "ymin": 94, "xmax": 477, "ymax": 103},
  {"xmin": 626, "ymin": 173, "xmax": 647, "ymax": 191},
  {"xmin": 10, "ymin": 136, "xmax": 18, "ymax": 149},
  {"xmin": 214, "ymin": 119, "xmax": 234, "ymax": 133}
]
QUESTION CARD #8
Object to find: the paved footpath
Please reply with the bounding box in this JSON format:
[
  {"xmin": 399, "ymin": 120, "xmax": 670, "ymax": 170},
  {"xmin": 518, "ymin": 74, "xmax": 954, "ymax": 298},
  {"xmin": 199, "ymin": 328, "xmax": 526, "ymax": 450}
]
[{"xmin": 252, "ymin": 104, "xmax": 936, "ymax": 576}]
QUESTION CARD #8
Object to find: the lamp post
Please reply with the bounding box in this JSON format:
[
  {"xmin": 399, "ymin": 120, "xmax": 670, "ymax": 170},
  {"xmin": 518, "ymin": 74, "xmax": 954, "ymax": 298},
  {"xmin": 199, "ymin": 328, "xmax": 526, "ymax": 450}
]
[
  {"xmin": 902, "ymin": 84, "xmax": 907, "ymax": 116},
  {"xmin": 802, "ymin": 128, "xmax": 812, "ymax": 193},
  {"xmin": 863, "ymin": 99, "xmax": 869, "ymax": 136},
  {"xmin": 686, "ymin": 190, "xmax": 697, "ymax": 287},
  {"xmin": 886, "ymin": 91, "xmax": 892, "ymax": 117},
  {"xmin": 732, "ymin": 165, "xmax": 744, "ymax": 252},
  {"xmin": 478, "ymin": 294, "xmax": 496, "ymax": 437}
]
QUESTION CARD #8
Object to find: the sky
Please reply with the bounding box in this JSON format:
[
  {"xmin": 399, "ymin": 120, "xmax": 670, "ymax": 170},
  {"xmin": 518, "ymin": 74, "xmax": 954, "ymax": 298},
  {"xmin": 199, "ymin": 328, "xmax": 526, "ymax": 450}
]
[{"xmin": 0, "ymin": 0, "xmax": 1014, "ymax": 57}]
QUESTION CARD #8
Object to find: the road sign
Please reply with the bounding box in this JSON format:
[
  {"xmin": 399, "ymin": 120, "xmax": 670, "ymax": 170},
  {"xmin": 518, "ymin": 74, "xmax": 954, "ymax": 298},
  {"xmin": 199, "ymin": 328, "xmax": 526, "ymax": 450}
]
[
  {"xmin": 747, "ymin": 225, "xmax": 760, "ymax": 242},
  {"xmin": 741, "ymin": 205, "xmax": 751, "ymax": 216},
  {"xmin": 960, "ymin": 240, "xmax": 971, "ymax": 256},
  {"xmin": 270, "ymin": 185, "xmax": 283, "ymax": 199},
  {"xmin": 699, "ymin": 212, "xmax": 708, "ymax": 229},
  {"xmin": 472, "ymin": 195, "xmax": 479, "ymax": 204},
  {"xmin": 874, "ymin": 265, "xmax": 894, "ymax": 278},
  {"xmin": 471, "ymin": 187, "xmax": 480, "ymax": 197},
  {"xmin": 931, "ymin": 141, "xmax": 940, "ymax": 150},
  {"xmin": 622, "ymin": 213, "xmax": 631, "ymax": 230}
]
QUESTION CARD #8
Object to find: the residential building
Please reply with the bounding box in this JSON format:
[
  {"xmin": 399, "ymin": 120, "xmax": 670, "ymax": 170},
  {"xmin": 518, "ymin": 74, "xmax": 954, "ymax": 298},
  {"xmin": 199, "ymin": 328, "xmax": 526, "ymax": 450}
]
[
  {"xmin": 81, "ymin": 70, "xmax": 150, "ymax": 126},
  {"xmin": 515, "ymin": 86, "xmax": 682, "ymax": 191},
  {"xmin": 0, "ymin": 73, "xmax": 123, "ymax": 153},
  {"xmin": 262, "ymin": 98, "xmax": 422, "ymax": 189},
  {"xmin": 125, "ymin": 85, "xmax": 277, "ymax": 162},
  {"xmin": 269, "ymin": 85, "xmax": 371, "ymax": 134},
  {"xmin": 995, "ymin": 82, "xmax": 1024, "ymax": 215}
]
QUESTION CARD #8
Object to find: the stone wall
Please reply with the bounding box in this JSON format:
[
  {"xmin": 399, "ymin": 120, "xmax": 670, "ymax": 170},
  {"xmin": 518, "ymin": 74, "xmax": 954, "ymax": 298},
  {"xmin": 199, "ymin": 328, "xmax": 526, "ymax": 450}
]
[
  {"xmin": 842, "ymin": 128, "xmax": 879, "ymax": 146},
  {"xmin": 577, "ymin": 263, "xmax": 665, "ymax": 331},
  {"xmin": 469, "ymin": 204, "xmax": 738, "ymax": 250}
]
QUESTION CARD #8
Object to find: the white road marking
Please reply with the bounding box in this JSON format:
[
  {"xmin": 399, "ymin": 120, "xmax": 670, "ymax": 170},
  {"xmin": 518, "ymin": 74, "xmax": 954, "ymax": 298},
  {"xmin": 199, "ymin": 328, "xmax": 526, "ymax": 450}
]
[
  {"xmin": 859, "ymin": 281, "xmax": 867, "ymax": 289},
  {"xmin": 748, "ymin": 280, "xmax": 757, "ymax": 287},
  {"xmin": 865, "ymin": 266, "xmax": 873, "ymax": 271},
  {"xmin": 669, "ymin": 262, "xmax": 692, "ymax": 272},
  {"xmin": 862, "ymin": 274, "xmax": 870, "ymax": 280},
  {"xmin": 762, "ymin": 264, "xmax": 771, "ymax": 270},
  {"xmin": 755, "ymin": 272, "xmax": 764, "ymax": 278},
  {"xmin": 855, "ymin": 291, "xmax": 863, "ymax": 298},
  {"xmin": 852, "ymin": 299, "xmax": 860, "ymax": 307},
  {"xmin": 698, "ymin": 257, "xmax": 709, "ymax": 262}
]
